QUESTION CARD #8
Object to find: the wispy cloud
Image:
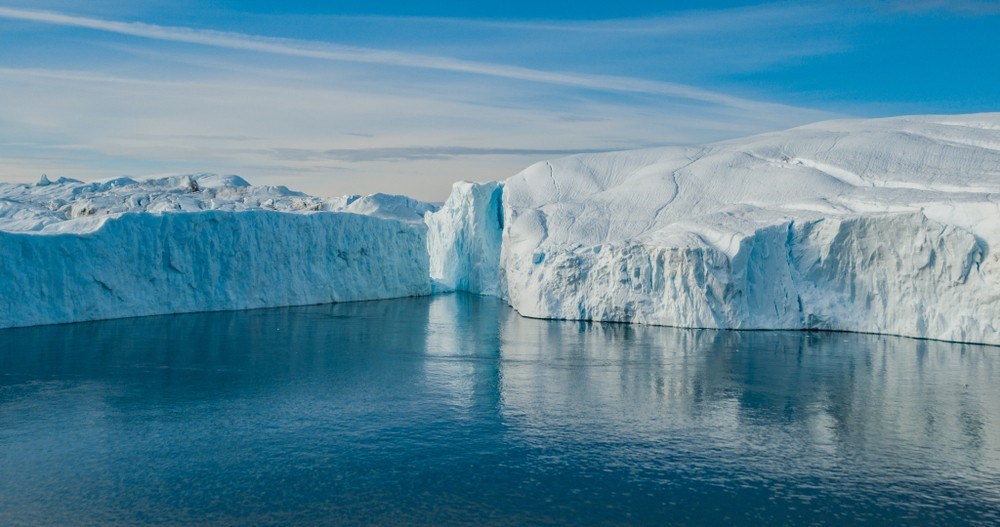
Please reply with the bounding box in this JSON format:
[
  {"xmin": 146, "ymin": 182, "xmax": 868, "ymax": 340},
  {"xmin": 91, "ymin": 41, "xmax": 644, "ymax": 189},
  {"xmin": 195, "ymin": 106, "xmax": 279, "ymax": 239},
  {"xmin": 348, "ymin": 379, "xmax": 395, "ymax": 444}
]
[
  {"xmin": 0, "ymin": 5, "xmax": 811, "ymax": 112},
  {"xmin": 328, "ymin": 3, "xmax": 840, "ymax": 35},
  {"xmin": 0, "ymin": 59, "xmax": 830, "ymax": 199},
  {"xmin": 0, "ymin": 3, "xmax": 858, "ymax": 200},
  {"xmin": 280, "ymin": 146, "xmax": 628, "ymax": 163}
]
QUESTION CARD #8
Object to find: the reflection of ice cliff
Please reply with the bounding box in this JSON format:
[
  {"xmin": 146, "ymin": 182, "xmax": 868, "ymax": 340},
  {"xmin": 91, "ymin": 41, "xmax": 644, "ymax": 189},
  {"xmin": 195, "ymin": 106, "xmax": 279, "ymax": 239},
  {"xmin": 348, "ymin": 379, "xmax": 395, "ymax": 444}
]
[
  {"xmin": 494, "ymin": 307, "xmax": 1000, "ymax": 514},
  {"xmin": 418, "ymin": 294, "xmax": 1000, "ymax": 515},
  {"xmin": 500, "ymin": 315, "xmax": 1000, "ymax": 505}
]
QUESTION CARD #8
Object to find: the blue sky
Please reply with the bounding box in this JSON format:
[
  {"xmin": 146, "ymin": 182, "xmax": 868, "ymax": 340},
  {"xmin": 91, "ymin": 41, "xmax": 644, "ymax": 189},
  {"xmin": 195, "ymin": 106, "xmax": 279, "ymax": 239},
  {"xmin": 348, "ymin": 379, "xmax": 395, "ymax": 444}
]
[{"xmin": 0, "ymin": 1, "xmax": 997, "ymax": 199}]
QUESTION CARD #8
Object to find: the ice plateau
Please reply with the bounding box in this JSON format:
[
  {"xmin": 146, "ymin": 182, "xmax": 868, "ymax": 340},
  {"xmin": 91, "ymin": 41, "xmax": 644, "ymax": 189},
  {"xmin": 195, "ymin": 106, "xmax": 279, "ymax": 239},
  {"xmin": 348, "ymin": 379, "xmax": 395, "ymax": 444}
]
[
  {"xmin": 0, "ymin": 174, "xmax": 434, "ymax": 328},
  {"xmin": 428, "ymin": 113, "xmax": 1000, "ymax": 345}
]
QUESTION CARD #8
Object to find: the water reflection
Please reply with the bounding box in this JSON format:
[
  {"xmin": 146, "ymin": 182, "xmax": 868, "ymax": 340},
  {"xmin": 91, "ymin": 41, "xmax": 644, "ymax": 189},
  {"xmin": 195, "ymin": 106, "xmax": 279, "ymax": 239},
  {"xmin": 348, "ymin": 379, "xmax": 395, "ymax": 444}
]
[
  {"xmin": 1, "ymin": 294, "xmax": 998, "ymax": 526},
  {"xmin": 495, "ymin": 306, "xmax": 1000, "ymax": 523}
]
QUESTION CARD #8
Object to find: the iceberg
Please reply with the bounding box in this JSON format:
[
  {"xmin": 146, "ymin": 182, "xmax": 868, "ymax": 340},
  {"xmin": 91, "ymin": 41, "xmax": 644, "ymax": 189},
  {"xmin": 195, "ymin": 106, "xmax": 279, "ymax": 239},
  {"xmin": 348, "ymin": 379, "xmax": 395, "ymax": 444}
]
[
  {"xmin": 429, "ymin": 113, "xmax": 1000, "ymax": 345},
  {"xmin": 2, "ymin": 114, "xmax": 999, "ymax": 345},
  {"xmin": 0, "ymin": 174, "xmax": 433, "ymax": 328}
]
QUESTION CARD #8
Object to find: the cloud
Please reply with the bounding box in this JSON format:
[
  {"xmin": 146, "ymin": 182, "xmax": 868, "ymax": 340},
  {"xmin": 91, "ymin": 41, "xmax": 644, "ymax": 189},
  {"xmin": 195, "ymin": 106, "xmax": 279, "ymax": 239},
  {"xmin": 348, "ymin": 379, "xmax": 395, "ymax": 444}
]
[
  {"xmin": 0, "ymin": 72, "xmax": 794, "ymax": 195},
  {"xmin": 0, "ymin": 58, "xmax": 836, "ymax": 199},
  {"xmin": 0, "ymin": 4, "xmax": 852, "ymax": 200},
  {"xmin": 282, "ymin": 146, "xmax": 629, "ymax": 163},
  {"xmin": 0, "ymin": 5, "xmax": 814, "ymax": 113},
  {"xmin": 336, "ymin": 2, "xmax": 840, "ymax": 35}
]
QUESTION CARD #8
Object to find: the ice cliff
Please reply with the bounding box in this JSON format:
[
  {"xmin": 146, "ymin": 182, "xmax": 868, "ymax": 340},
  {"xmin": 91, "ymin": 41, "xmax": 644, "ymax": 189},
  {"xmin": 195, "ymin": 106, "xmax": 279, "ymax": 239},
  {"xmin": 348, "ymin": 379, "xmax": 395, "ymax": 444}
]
[
  {"xmin": 428, "ymin": 113, "xmax": 1000, "ymax": 345},
  {"xmin": 426, "ymin": 181, "xmax": 504, "ymax": 295},
  {"xmin": 0, "ymin": 174, "xmax": 433, "ymax": 328}
]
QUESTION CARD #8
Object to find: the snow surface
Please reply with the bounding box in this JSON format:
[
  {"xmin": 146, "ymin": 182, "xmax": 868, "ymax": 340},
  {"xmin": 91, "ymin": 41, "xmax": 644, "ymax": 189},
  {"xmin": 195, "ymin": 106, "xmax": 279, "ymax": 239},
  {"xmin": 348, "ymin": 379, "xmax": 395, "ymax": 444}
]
[
  {"xmin": 487, "ymin": 114, "xmax": 1000, "ymax": 345},
  {"xmin": 0, "ymin": 173, "xmax": 435, "ymax": 233},
  {"xmin": 0, "ymin": 174, "xmax": 434, "ymax": 328}
]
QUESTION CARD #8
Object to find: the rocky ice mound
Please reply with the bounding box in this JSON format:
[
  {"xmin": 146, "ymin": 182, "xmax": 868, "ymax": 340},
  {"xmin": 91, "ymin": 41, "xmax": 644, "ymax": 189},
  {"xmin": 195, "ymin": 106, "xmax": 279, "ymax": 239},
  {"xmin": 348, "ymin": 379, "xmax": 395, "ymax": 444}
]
[
  {"xmin": 429, "ymin": 113, "xmax": 1000, "ymax": 345},
  {"xmin": 0, "ymin": 174, "xmax": 435, "ymax": 328}
]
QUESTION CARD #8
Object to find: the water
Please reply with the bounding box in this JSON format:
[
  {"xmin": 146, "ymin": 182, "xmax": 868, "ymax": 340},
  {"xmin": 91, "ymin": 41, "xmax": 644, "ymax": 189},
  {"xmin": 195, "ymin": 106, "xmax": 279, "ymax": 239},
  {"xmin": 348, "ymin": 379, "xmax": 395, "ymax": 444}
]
[{"xmin": 1, "ymin": 294, "xmax": 998, "ymax": 526}]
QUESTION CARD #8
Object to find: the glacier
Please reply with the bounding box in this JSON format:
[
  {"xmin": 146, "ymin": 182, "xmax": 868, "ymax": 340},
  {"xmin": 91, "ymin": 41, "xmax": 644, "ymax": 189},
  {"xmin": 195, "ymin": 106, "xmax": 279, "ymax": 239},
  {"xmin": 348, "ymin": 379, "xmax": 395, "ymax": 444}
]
[
  {"xmin": 0, "ymin": 174, "xmax": 433, "ymax": 328},
  {"xmin": 2, "ymin": 114, "xmax": 999, "ymax": 345},
  {"xmin": 428, "ymin": 113, "xmax": 1000, "ymax": 345}
]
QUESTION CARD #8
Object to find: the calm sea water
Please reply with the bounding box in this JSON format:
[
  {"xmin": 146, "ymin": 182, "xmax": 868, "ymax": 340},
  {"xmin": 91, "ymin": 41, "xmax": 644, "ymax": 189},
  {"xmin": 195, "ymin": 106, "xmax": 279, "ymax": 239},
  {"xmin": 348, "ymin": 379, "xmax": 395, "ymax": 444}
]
[{"xmin": 1, "ymin": 293, "xmax": 998, "ymax": 526}]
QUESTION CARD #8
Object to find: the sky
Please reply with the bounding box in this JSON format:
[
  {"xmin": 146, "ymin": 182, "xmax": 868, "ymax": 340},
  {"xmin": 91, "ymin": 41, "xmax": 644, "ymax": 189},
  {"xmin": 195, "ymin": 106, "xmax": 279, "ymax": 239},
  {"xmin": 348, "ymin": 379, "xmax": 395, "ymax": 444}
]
[{"xmin": 0, "ymin": 1, "xmax": 997, "ymax": 200}]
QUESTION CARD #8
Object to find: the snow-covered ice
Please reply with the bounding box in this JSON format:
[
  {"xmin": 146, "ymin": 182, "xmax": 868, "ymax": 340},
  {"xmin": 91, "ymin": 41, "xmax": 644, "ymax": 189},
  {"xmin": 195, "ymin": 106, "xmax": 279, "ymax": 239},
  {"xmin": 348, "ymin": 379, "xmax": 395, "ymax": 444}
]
[
  {"xmin": 428, "ymin": 113, "xmax": 1000, "ymax": 345},
  {"xmin": 0, "ymin": 174, "xmax": 434, "ymax": 328},
  {"xmin": 494, "ymin": 114, "xmax": 1000, "ymax": 345},
  {"xmin": 0, "ymin": 173, "xmax": 435, "ymax": 233}
]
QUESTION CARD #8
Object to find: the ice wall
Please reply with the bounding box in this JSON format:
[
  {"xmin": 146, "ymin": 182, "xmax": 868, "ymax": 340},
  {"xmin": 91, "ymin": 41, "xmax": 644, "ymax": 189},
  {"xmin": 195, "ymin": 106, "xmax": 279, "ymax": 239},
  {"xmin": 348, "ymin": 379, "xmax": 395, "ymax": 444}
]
[
  {"xmin": 0, "ymin": 210, "xmax": 430, "ymax": 328},
  {"xmin": 425, "ymin": 181, "xmax": 504, "ymax": 295},
  {"xmin": 0, "ymin": 174, "xmax": 433, "ymax": 329},
  {"xmin": 500, "ymin": 211, "xmax": 996, "ymax": 344}
]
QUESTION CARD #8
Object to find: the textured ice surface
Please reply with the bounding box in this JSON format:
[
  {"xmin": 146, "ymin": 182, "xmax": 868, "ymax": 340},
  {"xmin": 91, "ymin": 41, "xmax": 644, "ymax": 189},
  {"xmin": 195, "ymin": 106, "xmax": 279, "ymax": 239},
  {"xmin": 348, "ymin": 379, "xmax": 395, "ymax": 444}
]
[
  {"xmin": 0, "ymin": 174, "xmax": 433, "ymax": 328},
  {"xmin": 437, "ymin": 114, "xmax": 1000, "ymax": 344}
]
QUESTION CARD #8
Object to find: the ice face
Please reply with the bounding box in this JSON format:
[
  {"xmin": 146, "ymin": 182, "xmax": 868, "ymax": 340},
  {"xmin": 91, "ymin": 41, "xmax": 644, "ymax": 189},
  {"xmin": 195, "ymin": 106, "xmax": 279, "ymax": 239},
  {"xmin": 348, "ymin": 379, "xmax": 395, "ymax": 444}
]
[
  {"xmin": 424, "ymin": 180, "xmax": 504, "ymax": 295},
  {"xmin": 0, "ymin": 174, "xmax": 435, "ymax": 328}
]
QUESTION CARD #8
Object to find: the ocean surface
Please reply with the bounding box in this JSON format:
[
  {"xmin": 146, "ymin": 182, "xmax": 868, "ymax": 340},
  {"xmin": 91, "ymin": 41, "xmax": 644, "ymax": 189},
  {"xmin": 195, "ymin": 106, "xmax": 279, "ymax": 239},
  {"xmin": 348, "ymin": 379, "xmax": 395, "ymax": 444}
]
[{"xmin": 1, "ymin": 293, "xmax": 998, "ymax": 526}]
